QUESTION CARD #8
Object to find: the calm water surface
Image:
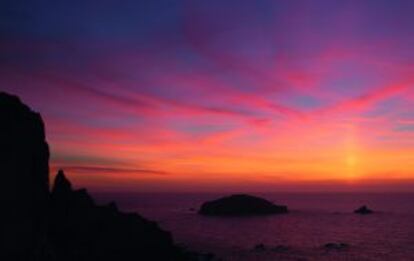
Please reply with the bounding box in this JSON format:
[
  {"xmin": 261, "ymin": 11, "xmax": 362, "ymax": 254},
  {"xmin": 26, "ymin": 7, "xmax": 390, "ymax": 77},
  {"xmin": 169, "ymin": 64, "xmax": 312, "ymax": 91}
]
[{"xmin": 95, "ymin": 193, "xmax": 414, "ymax": 260}]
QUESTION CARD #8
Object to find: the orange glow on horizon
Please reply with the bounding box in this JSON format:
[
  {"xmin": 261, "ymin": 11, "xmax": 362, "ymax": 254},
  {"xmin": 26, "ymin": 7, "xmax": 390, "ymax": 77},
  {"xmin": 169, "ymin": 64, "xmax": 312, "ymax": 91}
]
[{"xmin": 3, "ymin": 1, "xmax": 414, "ymax": 192}]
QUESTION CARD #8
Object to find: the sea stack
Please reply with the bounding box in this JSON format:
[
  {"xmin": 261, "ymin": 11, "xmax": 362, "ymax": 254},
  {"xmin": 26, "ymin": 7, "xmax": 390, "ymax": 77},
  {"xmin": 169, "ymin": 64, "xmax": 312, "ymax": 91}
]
[
  {"xmin": 199, "ymin": 194, "xmax": 288, "ymax": 216},
  {"xmin": 354, "ymin": 205, "xmax": 374, "ymax": 215}
]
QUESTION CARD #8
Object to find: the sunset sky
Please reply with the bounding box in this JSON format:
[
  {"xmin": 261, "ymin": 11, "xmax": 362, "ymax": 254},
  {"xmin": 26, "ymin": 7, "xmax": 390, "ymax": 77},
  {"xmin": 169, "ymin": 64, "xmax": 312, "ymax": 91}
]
[{"xmin": 1, "ymin": 0, "xmax": 413, "ymax": 192}]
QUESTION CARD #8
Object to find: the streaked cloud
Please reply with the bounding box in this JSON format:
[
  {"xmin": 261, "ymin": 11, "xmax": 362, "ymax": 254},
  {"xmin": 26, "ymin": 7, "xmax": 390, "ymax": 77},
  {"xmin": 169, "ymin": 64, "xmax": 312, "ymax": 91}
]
[{"xmin": 1, "ymin": 0, "xmax": 413, "ymax": 191}]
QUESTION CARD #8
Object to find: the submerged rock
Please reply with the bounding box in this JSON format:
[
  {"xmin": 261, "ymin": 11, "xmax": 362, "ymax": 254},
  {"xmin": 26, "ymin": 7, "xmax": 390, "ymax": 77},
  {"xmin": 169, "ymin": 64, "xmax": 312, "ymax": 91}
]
[
  {"xmin": 199, "ymin": 194, "xmax": 288, "ymax": 216},
  {"xmin": 324, "ymin": 242, "xmax": 349, "ymax": 250},
  {"xmin": 186, "ymin": 252, "xmax": 217, "ymax": 261},
  {"xmin": 271, "ymin": 245, "xmax": 290, "ymax": 252},
  {"xmin": 253, "ymin": 243, "xmax": 266, "ymax": 252},
  {"xmin": 354, "ymin": 205, "xmax": 374, "ymax": 215},
  {"xmin": 252, "ymin": 243, "xmax": 289, "ymax": 253}
]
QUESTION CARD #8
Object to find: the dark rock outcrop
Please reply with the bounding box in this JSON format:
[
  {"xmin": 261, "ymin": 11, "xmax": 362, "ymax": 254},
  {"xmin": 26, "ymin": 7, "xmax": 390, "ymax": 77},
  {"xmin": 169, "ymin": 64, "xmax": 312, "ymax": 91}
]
[
  {"xmin": 0, "ymin": 92, "xmax": 50, "ymax": 259},
  {"xmin": 354, "ymin": 205, "xmax": 373, "ymax": 215},
  {"xmin": 0, "ymin": 92, "xmax": 188, "ymax": 260},
  {"xmin": 49, "ymin": 170, "xmax": 186, "ymax": 261},
  {"xmin": 253, "ymin": 243, "xmax": 266, "ymax": 252},
  {"xmin": 252, "ymin": 244, "xmax": 289, "ymax": 253},
  {"xmin": 199, "ymin": 194, "xmax": 288, "ymax": 216},
  {"xmin": 323, "ymin": 242, "xmax": 349, "ymax": 250}
]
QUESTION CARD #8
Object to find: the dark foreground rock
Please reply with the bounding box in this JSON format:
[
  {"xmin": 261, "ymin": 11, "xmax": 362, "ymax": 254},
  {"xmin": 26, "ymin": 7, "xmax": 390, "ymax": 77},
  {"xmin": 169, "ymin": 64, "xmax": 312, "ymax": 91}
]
[
  {"xmin": 199, "ymin": 194, "xmax": 288, "ymax": 216},
  {"xmin": 49, "ymin": 170, "xmax": 187, "ymax": 261},
  {"xmin": 0, "ymin": 92, "xmax": 189, "ymax": 260},
  {"xmin": 354, "ymin": 205, "xmax": 373, "ymax": 215},
  {"xmin": 0, "ymin": 92, "xmax": 50, "ymax": 259}
]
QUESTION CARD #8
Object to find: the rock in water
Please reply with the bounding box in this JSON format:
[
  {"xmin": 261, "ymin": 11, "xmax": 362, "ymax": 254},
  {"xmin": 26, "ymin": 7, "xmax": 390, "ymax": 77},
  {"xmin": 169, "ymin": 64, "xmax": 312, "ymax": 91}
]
[
  {"xmin": 253, "ymin": 243, "xmax": 266, "ymax": 252},
  {"xmin": 199, "ymin": 194, "xmax": 288, "ymax": 216},
  {"xmin": 324, "ymin": 242, "xmax": 349, "ymax": 250},
  {"xmin": 0, "ymin": 92, "xmax": 50, "ymax": 258},
  {"xmin": 354, "ymin": 205, "xmax": 374, "ymax": 215}
]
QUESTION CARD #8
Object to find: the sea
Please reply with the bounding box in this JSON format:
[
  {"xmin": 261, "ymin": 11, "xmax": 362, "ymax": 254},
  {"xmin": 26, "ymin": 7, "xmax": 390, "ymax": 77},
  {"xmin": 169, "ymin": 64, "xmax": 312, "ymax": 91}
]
[{"xmin": 94, "ymin": 192, "xmax": 414, "ymax": 260}]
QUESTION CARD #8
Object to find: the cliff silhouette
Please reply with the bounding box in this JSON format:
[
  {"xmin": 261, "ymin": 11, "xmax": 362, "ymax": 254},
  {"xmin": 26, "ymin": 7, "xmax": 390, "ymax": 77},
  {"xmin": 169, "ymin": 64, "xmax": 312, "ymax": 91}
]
[{"xmin": 0, "ymin": 92, "xmax": 188, "ymax": 260}]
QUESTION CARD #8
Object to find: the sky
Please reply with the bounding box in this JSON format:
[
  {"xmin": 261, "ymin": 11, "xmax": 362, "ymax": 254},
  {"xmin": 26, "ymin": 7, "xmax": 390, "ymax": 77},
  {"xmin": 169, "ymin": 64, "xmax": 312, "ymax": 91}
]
[{"xmin": 1, "ymin": 0, "xmax": 414, "ymax": 192}]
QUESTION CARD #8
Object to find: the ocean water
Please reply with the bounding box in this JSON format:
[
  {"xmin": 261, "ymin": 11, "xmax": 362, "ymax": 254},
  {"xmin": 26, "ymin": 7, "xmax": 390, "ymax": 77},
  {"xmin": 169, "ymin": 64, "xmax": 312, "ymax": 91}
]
[{"xmin": 94, "ymin": 192, "xmax": 414, "ymax": 260}]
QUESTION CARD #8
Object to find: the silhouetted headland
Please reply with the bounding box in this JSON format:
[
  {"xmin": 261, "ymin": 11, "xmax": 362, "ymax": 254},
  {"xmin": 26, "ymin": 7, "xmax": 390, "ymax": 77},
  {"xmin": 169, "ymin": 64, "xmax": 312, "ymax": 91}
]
[
  {"xmin": 199, "ymin": 194, "xmax": 288, "ymax": 216},
  {"xmin": 0, "ymin": 92, "xmax": 50, "ymax": 260},
  {"xmin": 0, "ymin": 92, "xmax": 190, "ymax": 260},
  {"xmin": 49, "ymin": 169, "xmax": 187, "ymax": 260},
  {"xmin": 354, "ymin": 205, "xmax": 374, "ymax": 215}
]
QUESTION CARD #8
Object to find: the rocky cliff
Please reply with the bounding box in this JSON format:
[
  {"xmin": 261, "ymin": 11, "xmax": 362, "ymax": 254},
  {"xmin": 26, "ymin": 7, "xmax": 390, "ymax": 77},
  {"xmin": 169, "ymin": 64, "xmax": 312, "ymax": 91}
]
[
  {"xmin": 0, "ymin": 92, "xmax": 50, "ymax": 259},
  {"xmin": 0, "ymin": 92, "xmax": 188, "ymax": 260}
]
